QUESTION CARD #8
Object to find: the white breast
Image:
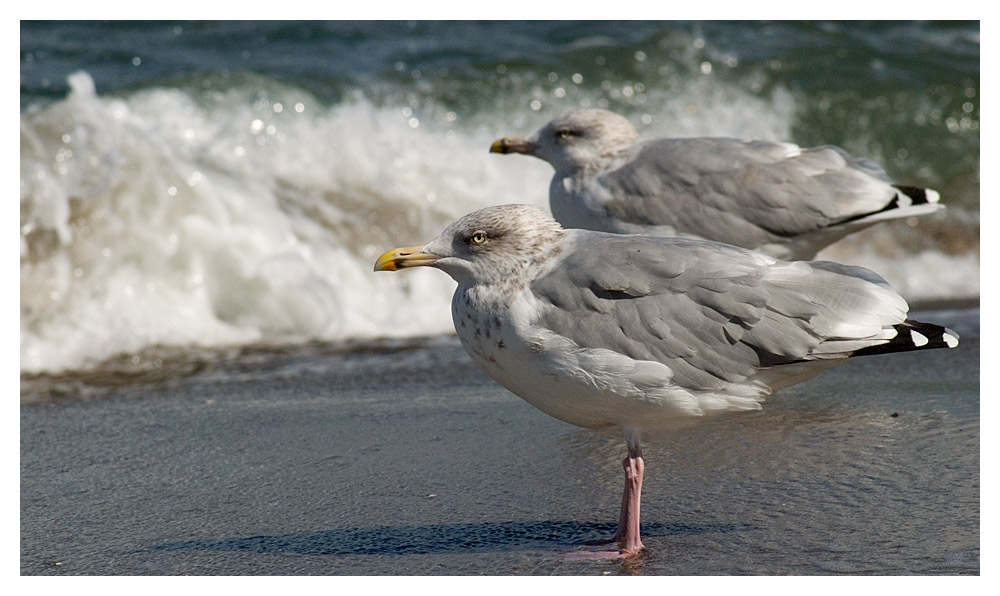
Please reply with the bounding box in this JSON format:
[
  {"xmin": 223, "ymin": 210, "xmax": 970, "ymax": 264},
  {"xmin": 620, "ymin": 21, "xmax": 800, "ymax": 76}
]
[{"xmin": 452, "ymin": 289, "xmax": 767, "ymax": 433}]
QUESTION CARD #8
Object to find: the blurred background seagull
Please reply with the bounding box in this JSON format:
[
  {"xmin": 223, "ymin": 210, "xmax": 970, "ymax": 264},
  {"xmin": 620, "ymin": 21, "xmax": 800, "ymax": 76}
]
[{"xmin": 491, "ymin": 109, "xmax": 942, "ymax": 260}]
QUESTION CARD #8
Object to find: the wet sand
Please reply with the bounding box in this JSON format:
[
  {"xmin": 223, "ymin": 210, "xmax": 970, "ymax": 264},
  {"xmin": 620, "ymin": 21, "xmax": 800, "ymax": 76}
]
[{"xmin": 20, "ymin": 309, "xmax": 979, "ymax": 575}]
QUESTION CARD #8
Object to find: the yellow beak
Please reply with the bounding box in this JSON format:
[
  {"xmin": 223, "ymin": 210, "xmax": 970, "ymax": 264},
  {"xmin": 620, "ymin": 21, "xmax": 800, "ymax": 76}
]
[
  {"xmin": 490, "ymin": 136, "xmax": 535, "ymax": 154},
  {"xmin": 373, "ymin": 244, "xmax": 439, "ymax": 272}
]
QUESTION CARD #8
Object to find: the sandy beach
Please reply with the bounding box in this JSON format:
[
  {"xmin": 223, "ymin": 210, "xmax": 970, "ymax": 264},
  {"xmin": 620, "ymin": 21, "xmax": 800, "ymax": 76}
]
[{"xmin": 20, "ymin": 307, "xmax": 979, "ymax": 575}]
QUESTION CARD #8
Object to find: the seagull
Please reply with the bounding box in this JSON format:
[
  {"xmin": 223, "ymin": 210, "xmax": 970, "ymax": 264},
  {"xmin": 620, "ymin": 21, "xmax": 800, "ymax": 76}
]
[
  {"xmin": 374, "ymin": 203, "xmax": 958, "ymax": 557},
  {"xmin": 490, "ymin": 109, "xmax": 942, "ymax": 260}
]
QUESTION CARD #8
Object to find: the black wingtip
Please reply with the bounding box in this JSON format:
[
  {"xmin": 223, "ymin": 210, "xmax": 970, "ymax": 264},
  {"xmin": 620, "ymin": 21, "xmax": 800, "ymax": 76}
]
[
  {"xmin": 831, "ymin": 185, "xmax": 942, "ymax": 227},
  {"xmin": 850, "ymin": 320, "xmax": 959, "ymax": 358},
  {"xmin": 892, "ymin": 185, "xmax": 942, "ymax": 206}
]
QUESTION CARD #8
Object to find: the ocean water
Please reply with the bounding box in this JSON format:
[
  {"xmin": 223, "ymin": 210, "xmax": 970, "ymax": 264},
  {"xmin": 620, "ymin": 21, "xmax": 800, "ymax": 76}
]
[{"xmin": 20, "ymin": 21, "xmax": 980, "ymax": 376}]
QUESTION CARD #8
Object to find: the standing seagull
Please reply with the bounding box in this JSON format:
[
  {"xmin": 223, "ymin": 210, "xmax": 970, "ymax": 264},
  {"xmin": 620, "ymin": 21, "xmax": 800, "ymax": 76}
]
[
  {"xmin": 374, "ymin": 204, "xmax": 958, "ymax": 557},
  {"xmin": 491, "ymin": 109, "xmax": 942, "ymax": 260}
]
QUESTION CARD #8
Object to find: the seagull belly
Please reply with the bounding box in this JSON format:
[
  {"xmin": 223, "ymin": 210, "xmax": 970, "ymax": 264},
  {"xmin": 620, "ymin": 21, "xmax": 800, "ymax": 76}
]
[{"xmin": 458, "ymin": 316, "xmax": 757, "ymax": 432}]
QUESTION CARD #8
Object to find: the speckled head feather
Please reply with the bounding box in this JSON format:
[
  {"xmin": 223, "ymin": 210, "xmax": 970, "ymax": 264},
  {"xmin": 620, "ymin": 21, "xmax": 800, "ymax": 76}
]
[
  {"xmin": 421, "ymin": 204, "xmax": 566, "ymax": 290},
  {"xmin": 530, "ymin": 109, "xmax": 640, "ymax": 174}
]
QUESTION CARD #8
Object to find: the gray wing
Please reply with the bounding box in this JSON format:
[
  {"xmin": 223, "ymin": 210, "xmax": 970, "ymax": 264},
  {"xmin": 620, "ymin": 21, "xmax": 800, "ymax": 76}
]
[
  {"xmin": 599, "ymin": 137, "xmax": 901, "ymax": 245},
  {"xmin": 529, "ymin": 231, "xmax": 907, "ymax": 392}
]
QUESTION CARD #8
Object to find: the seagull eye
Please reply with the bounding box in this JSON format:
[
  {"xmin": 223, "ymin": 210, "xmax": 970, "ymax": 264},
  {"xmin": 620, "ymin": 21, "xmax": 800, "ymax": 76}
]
[
  {"xmin": 470, "ymin": 231, "xmax": 488, "ymax": 245},
  {"xmin": 556, "ymin": 129, "xmax": 575, "ymax": 140}
]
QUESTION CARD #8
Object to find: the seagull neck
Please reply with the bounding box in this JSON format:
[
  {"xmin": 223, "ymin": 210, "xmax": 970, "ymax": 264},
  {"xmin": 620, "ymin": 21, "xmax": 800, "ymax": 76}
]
[
  {"xmin": 565, "ymin": 145, "xmax": 634, "ymax": 177},
  {"xmin": 463, "ymin": 248, "xmax": 563, "ymax": 309}
]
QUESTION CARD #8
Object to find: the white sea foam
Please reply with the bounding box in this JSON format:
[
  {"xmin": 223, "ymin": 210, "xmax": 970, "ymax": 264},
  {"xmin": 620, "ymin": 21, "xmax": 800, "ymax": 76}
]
[
  {"xmin": 19, "ymin": 72, "xmax": 979, "ymax": 374},
  {"xmin": 19, "ymin": 72, "xmax": 545, "ymax": 373}
]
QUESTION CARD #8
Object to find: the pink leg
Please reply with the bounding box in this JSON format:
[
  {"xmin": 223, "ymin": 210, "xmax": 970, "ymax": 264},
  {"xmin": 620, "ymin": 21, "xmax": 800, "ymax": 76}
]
[
  {"xmin": 566, "ymin": 433, "xmax": 645, "ymax": 560},
  {"xmin": 613, "ymin": 442, "xmax": 645, "ymax": 555}
]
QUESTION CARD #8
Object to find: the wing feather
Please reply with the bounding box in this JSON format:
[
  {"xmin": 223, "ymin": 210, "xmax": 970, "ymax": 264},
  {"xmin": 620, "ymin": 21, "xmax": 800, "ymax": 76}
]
[{"xmin": 529, "ymin": 231, "xmax": 908, "ymax": 392}]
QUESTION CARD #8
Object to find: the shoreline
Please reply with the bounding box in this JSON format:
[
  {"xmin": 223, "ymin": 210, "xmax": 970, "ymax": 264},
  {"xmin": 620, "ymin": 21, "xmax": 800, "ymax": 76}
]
[{"xmin": 20, "ymin": 302, "xmax": 979, "ymax": 406}]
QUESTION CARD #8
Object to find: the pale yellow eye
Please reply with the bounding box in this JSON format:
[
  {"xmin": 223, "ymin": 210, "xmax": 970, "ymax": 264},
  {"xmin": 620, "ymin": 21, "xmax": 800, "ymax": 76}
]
[
  {"xmin": 557, "ymin": 129, "xmax": 573, "ymax": 139},
  {"xmin": 470, "ymin": 231, "xmax": 488, "ymax": 245}
]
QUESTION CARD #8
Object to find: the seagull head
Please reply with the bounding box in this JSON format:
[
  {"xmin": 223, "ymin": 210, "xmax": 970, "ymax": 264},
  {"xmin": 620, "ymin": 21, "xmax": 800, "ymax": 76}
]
[
  {"xmin": 490, "ymin": 109, "xmax": 640, "ymax": 174},
  {"xmin": 375, "ymin": 204, "xmax": 566, "ymax": 289}
]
